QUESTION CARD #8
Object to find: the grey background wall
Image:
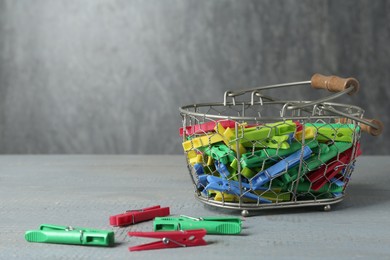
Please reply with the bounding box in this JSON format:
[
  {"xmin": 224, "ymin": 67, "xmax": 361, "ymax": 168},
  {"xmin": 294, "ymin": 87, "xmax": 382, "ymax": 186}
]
[{"xmin": 0, "ymin": 0, "xmax": 388, "ymax": 155}]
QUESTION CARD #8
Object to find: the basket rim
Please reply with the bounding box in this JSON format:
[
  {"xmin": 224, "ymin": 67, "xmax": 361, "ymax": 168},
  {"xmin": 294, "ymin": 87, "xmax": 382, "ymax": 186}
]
[{"xmin": 179, "ymin": 100, "xmax": 364, "ymax": 121}]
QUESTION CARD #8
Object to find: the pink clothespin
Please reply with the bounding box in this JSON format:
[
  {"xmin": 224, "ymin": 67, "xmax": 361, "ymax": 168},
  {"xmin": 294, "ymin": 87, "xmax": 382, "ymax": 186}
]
[
  {"xmin": 109, "ymin": 205, "xmax": 170, "ymax": 227},
  {"xmin": 179, "ymin": 120, "xmax": 236, "ymax": 136},
  {"xmin": 128, "ymin": 229, "xmax": 207, "ymax": 251}
]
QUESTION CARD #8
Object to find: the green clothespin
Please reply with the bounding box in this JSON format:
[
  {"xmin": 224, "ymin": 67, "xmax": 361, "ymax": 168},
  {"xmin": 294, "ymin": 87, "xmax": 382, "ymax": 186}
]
[
  {"xmin": 244, "ymin": 135, "xmax": 291, "ymax": 149},
  {"xmin": 25, "ymin": 224, "xmax": 115, "ymax": 246},
  {"xmin": 205, "ymin": 144, "xmax": 236, "ymax": 165},
  {"xmin": 280, "ymin": 141, "xmax": 353, "ymax": 185},
  {"xmin": 240, "ymin": 140, "xmax": 319, "ymax": 168},
  {"xmin": 312, "ymin": 143, "xmax": 331, "ymax": 154},
  {"xmin": 305, "ymin": 123, "xmax": 360, "ymax": 143},
  {"xmin": 240, "ymin": 120, "xmax": 296, "ymax": 145},
  {"xmin": 153, "ymin": 215, "xmax": 242, "ymax": 235}
]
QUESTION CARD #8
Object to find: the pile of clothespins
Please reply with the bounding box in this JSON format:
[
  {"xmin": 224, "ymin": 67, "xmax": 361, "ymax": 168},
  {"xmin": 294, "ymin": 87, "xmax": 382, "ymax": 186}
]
[
  {"xmin": 25, "ymin": 205, "xmax": 242, "ymax": 250},
  {"xmin": 181, "ymin": 119, "xmax": 361, "ymax": 203}
]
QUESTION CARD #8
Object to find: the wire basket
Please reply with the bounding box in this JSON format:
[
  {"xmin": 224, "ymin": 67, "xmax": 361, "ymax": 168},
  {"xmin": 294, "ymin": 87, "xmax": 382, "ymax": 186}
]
[{"xmin": 179, "ymin": 74, "xmax": 383, "ymax": 216}]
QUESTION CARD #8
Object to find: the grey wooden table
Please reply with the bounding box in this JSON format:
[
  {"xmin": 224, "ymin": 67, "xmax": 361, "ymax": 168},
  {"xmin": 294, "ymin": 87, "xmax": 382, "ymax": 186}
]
[{"xmin": 1, "ymin": 155, "xmax": 389, "ymax": 259}]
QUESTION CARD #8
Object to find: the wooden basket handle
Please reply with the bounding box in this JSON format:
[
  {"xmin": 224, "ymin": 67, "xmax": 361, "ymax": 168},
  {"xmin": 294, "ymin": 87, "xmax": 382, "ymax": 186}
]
[
  {"xmin": 338, "ymin": 118, "xmax": 383, "ymax": 136},
  {"xmin": 311, "ymin": 73, "xmax": 360, "ymax": 95}
]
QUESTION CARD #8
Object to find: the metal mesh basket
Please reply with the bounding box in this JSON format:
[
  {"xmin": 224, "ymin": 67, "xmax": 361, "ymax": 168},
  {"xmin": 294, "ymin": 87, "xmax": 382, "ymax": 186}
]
[{"xmin": 179, "ymin": 74, "xmax": 383, "ymax": 216}]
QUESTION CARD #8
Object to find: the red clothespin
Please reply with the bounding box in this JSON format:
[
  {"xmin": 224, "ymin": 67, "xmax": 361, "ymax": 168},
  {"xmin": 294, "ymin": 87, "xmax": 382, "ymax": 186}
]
[
  {"xmin": 295, "ymin": 121, "xmax": 303, "ymax": 132},
  {"xmin": 128, "ymin": 229, "xmax": 207, "ymax": 251},
  {"xmin": 307, "ymin": 143, "xmax": 362, "ymax": 191},
  {"xmin": 179, "ymin": 120, "xmax": 236, "ymax": 136},
  {"xmin": 109, "ymin": 205, "xmax": 170, "ymax": 227}
]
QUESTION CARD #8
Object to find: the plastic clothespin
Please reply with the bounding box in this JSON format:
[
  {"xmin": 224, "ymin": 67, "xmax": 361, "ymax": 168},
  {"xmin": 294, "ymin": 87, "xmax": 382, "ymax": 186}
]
[
  {"xmin": 204, "ymin": 175, "xmax": 271, "ymax": 203},
  {"xmin": 128, "ymin": 229, "xmax": 207, "ymax": 251},
  {"xmin": 240, "ymin": 140, "xmax": 318, "ymax": 169},
  {"xmin": 187, "ymin": 151, "xmax": 204, "ymax": 165},
  {"xmin": 182, "ymin": 134, "xmax": 224, "ymax": 151},
  {"xmin": 287, "ymin": 133, "xmax": 295, "ymax": 144},
  {"xmin": 24, "ymin": 224, "xmax": 115, "ymax": 246},
  {"xmin": 179, "ymin": 120, "xmax": 237, "ymax": 136},
  {"xmin": 246, "ymin": 135, "xmax": 291, "ymax": 149},
  {"xmin": 205, "ymin": 144, "xmax": 236, "ymax": 165},
  {"xmin": 193, "ymin": 164, "xmax": 208, "ymax": 190},
  {"xmin": 240, "ymin": 167, "xmax": 256, "ymax": 179},
  {"xmin": 153, "ymin": 215, "xmax": 242, "ymax": 235},
  {"xmin": 250, "ymin": 146, "xmax": 312, "ymax": 190},
  {"xmin": 280, "ymin": 141, "xmax": 353, "ymax": 185},
  {"xmin": 213, "ymin": 190, "xmax": 291, "ymax": 203},
  {"xmin": 193, "ymin": 163, "xmax": 205, "ymax": 175},
  {"xmin": 305, "ymin": 123, "xmax": 359, "ymax": 143},
  {"xmin": 295, "ymin": 121, "xmax": 303, "ymax": 132},
  {"xmin": 240, "ymin": 120, "xmax": 296, "ymax": 145},
  {"xmin": 295, "ymin": 127, "xmax": 316, "ymax": 141},
  {"xmin": 198, "ymin": 174, "xmax": 209, "ymax": 189},
  {"xmin": 214, "ymin": 161, "xmax": 232, "ymax": 179},
  {"xmin": 332, "ymin": 192, "xmax": 343, "ymax": 198},
  {"xmin": 109, "ymin": 205, "xmax": 170, "ymax": 227},
  {"xmin": 307, "ymin": 143, "xmax": 362, "ymax": 191},
  {"xmin": 331, "ymin": 177, "xmax": 345, "ymax": 187},
  {"xmin": 214, "ymin": 123, "xmax": 247, "ymax": 154}
]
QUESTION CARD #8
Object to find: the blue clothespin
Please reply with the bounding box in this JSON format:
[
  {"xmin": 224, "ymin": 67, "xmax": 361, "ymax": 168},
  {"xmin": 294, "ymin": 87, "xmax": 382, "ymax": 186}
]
[
  {"xmin": 193, "ymin": 164, "xmax": 206, "ymax": 190},
  {"xmin": 193, "ymin": 163, "xmax": 205, "ymax": 175},
  {"xmin": 198, "ymin": 174, "xmax": 209, "ymax": 190},
  {"xmin": 251, "ymin": 146, "xmax": 312, "ymax": 190},
  {"xmin": 287, "ymin": 133, "xmax": 295, "ymax": 144},
  {"xmin": 214, "ymin": 161, "xmax": 231, "ymax": 179},
  {"xmin": 332, "ymin": 192, "xmax": 343, "ymax": 198},
  {"xmin": 204, "ymin": 176, "xmax": 271, "ymax": 203},
  {"xmin": 341, "ymin": 162, "xmax": 355, "ymax": 176},
  {"xmin": 331, "ymin": 178, "xmax": 345, "ymax": 187}
]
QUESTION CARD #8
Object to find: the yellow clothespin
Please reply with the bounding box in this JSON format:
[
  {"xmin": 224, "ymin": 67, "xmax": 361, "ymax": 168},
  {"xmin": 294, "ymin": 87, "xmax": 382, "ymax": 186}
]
[
  {"xmin": 214, "ymin": 123, "xmax": 247, "ymax": 155},
  {"xmin": 182, "ymin": 134, "xmax": 224, "ymax": 151},
  {"xmin": 214, "ymin": 190, "xmax": 291, "ymax": 203},
  {"xmin": 295, "ymin": 127, "xmax": 316, "ymax": 141}
]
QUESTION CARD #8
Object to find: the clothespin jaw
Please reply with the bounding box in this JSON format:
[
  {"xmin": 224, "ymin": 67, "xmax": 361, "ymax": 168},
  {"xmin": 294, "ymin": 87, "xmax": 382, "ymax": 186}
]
[
  {"xmin": 24, "ymin": 224, "xmax": 115, "ymax": 246},
  {"xmin": 128, "ymin": 229, "xmax": 207, "ymax": 251},
  {"xmin": 153, "ymin": 215, "xmax": 242, "ymax": 235},
  {"xmin": 109, "ymin": 205, "xmax": 170, "ymax": 227}
]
